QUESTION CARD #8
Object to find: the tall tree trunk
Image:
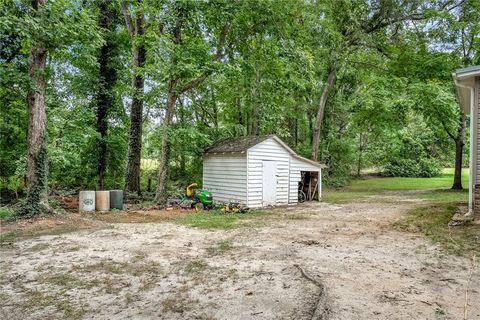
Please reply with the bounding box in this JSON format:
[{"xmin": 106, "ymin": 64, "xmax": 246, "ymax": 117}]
[
  {"xmin": 251, "ymin": 66, "xmax": 261, "ymax": 136},
  {"xmin": 20, "ymin": 0, "xmax": 49, "ymax": 217},
  {"xmin": 96, "ymin": 0, "xmax": 116, "ymax": 190},
  {"xmin": 153, "ymin": 12, "xmax": 228, "ymax": 205},
  {"xmin": 452, "ymin": 113, "xmax": 465, "ymax": 190},
  {"xmin": 212, "ymin": 91, "xmax": 218, "ymax": 129},
  {"xmin": 308, "ymin": 115, "xmax": 313, "ymax": 144},
  {"xmin": 235, "ymin": 96, "xmax": 243, "ymax": 128},
  {"xmin": 124, "ymin": 3, "xmax": 145, "ymax": 194},
  {"xmin": 235, "ymin": 83, "xmax": 243, "ymax": 129},
  {"xmin": 294, "ymin": 117, "xmax": 298, "ymax": 147},
  {"xmin": 154, "ymin": 80, "xmax": 177, "ymax": 204},
  {"xmin": 356, "ymin": 133, "xmax": 364, "ymax": 177},
  {"xmin": 311, "ymin": 70, "xmax": 336, "ymax": 161},
  {"xmin": 178, "ymin": 97, "xmax": 186, "ymax": 176}
]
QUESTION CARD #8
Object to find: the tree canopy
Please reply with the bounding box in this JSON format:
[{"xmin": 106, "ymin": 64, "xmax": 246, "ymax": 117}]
[{"xmin": 1, "ymin": 0, "xmax": 479, "ymax": 210}]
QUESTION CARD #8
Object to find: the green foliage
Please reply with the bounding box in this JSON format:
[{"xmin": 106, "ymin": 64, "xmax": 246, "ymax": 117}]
[
  {"xmin": 0, "ymin": 207, "xmax": 16, "ymax": 220},
  {"xmin": 384, "ymin": 158, "xmax": 441, "ymax": 178},
  {"xmin": 383, "ymin": 121, "xmax": 442, "ymax": 178},
  {"xmin": 18, "ymin": 146, "xmax": 49, "ymax": 217},
  {"xmin": 1, "ymin": 0, "xmax": 478, "ymax": 204}
]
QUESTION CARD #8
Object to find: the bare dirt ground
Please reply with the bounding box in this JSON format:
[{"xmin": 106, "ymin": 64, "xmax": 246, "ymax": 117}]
[{"xmin": 1, "ymin": 194, "xmax": 479, "ymax": 320}]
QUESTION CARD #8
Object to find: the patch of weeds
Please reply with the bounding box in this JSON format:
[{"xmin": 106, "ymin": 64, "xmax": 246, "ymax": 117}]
[
  {"xmin": 206, "ymin": 239, "xmax": 234, "ymax": 256},
  {"xmin": 162, "ymin": 295, "xmax": 186, "ymax": 313},
  {"xmin": 37, "ymin": 270, "xmax": 100, "ymax": 291},
  {"xmin": 284, "ymin": 213, "xmax": 310, "ymax": 220},
  {"xmin": 394, "ymin": 202, "xmax": 480, "ymax": 256},
  {"xmin": 24, "ymin": 289, "xmax": 88, "ymax": 320},
  {"xmin": 139, "ymin": 275, "xmax": 157, "ymax": 291},
  {"xmin": 435, "ymin": 307, "xmax": 446, "ymax": 316},
  {"xmin": 65, "ymin": 245, "xmax": 81, "ymax": 252},
  {"xmin": 27, "ymin": 243, "xmax": 50, "ymax": 252},
  {"xmin": 172, "ymin": 209, "xmax": 270, "ymax": 230},
  {"xmin": 124, "ymin": 292, "xmax": 137, "ymax": 305},
  {"xmin": 131, "ymin": 250, "xmax": 148, "ymax": 262},
  {"xmin": 184, "ymin": 259, "xmax": 209, "ymax": 275},
  {"xmin": 42, "ymin": 272, "xmax": 80, "ymax": 287},
  {"xmin": 103, "ymin": 276, "xmax": 116, "ymax": 294},
  {"xmin": 56, "ymin": 299, "xmax": 89, "ymax": 319},
  {"xmin": 33, "ymin": 262, "xmax": 54, "ymax": 272},
  {"xmin": 0, "ymin": 261, "xmax": 11, "ymax": 285},
  {"xmin": 323, "ymin": 191, "xmax": 377, "ymax": 204},
  {"xmin": 74, "ymin": 258, "xmax": 162, "ymax": 277},
  {"xmin": 0, "ymin": 207, "xmax": 16, "ymax": 220},
  {"xmin": 24, "ymin": 289, "xmax": 57, "ymax": 310},
  {"xmin": 0, "ymin": 291, "xmax": 8, "ymax": 302},
  {"xmin": 161, "ymin": 292, "xmax": 197, "ymax": 314},
  {"xmin": 0, "ymin": 231, "xmax": 17, "ymax": 246},
  {"xmin": 129, "ymin": 262, "xmax": 160, "ymax": 277},
  {"xmin": 74, "ymin": 260, "xmax": 124, "ymax": 274}
]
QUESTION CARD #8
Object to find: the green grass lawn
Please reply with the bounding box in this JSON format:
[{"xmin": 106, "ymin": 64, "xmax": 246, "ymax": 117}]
[
  {"xmin": 394, "ymin": 202, "xmax": 480, "ymax": 256},
  {"xmin": 170, "ymin": 209, "xmax": 270, "ymax": 230},
  {"xmin": 324, "ymin": 168, "xmax": 478, "ymax": 256},
  {"xmin": 323, "ymin": 168, "xmax": 469, "ymax": 203}
]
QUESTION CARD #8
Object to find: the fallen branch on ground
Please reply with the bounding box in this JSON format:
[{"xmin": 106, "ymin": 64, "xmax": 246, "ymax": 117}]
[{"xmin": 294, "ymin": 264, "xmax": 329, "ymax": 320}]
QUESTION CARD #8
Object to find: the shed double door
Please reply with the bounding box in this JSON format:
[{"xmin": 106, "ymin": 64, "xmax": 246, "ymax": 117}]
[{"xmin": 262, "ymin": 160, "xmax": 277, "ymax": 206}]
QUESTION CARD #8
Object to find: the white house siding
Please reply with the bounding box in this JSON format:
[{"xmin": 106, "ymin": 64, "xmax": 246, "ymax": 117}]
[
  {"xmin": 202, "ymin": 154, "xmax": 247, "ymax": 204},
  {"xmin": 288, "ymin": 157, "xmax": 322, "ymax": 204},
  {"xmin": 247, "ymin": 138, "xmax": 290, "ymax": 208},
  {"xmin": 476, "ymin": 77, "xmax": 480, "ymax": 184}
]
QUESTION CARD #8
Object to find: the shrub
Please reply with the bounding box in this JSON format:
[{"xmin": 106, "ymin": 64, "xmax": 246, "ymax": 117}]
[
  {"xmin": 384, "ymin": 158, "xmax": 441, "ymax": 178},
  {"xmin": 0, "ymin": 207, "xmax": 16, "ymax": 220}
]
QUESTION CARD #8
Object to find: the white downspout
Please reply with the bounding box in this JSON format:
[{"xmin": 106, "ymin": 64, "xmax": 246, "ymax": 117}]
[{"xmin": 454, "ymin": 78, "xmax": 475, "ymax": 214}]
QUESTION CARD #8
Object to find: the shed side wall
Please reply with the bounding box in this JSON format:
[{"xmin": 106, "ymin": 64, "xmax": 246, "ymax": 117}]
[
  {"xmin": 289, "ymin": 158, "xmax": 322, "ymax": 204},
  {"xmin": 247, "ymin": 138, "xmax": 290, "ymax": 208},
  {"xmin": 202, "ymin": 154, "xmax": 247, "ymax": 204}
]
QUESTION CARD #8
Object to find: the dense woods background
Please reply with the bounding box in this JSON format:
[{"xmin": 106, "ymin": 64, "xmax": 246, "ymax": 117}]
[{"xmin": 1, "ymin": 0, "xmax": 479, "ymax": 215}]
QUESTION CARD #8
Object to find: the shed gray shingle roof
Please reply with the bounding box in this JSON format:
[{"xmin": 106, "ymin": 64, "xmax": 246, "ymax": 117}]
[
  {"xmin": 204, "ymin": 134, "xmax": 327, "ymax": 168},
  {"xmin": 204, "ymin": 135, "xmax": 276, "ymax": 153}
]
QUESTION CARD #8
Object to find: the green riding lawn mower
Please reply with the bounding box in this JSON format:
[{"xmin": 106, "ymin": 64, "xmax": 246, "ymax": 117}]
[
  {"xmin": 167, "ymin": 183, "xmax": 214, "ymax": 210},
  {"xmin": 166, "ymin": 183, "xmax": 249, "ymax": 213}
]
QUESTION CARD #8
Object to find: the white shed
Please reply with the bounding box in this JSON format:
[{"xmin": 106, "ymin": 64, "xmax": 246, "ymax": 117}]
[{"xmin": 202, "ymin": 135, "xmax": 326, "ymax": 208}]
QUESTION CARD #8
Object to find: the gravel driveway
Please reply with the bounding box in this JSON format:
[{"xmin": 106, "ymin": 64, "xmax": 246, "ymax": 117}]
[{"xmin": 1, "ymin": 195, "xmax": 478, "ymax": 320}]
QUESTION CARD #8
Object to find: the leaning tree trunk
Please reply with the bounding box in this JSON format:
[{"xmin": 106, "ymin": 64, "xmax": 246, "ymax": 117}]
[
  {"xmin": 124, "ymin": 16, "xmax": 146, "ymax": 195},
  {"xmin": 311, "ymin": 70, "xmax": 336, "ymax": 161},
  {"xmin": 452, "ymin": 113, "xmax": 465, "ymax": 190},
  {"xmin": 154, "ymin": 80, "xmax": 177, "ymax": 205},
  {"xmin": 95, "ymin": 0, "xmax": 117, "ymax": 190},
  {"xmin": 20, "ymin": 0, "xmax": 49, "ymax": 217}
]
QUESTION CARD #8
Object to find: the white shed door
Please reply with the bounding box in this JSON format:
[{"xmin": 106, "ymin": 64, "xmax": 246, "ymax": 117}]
[{"xmin": 262, "ymin": 161, "xmax": 277, "ymax": 206}]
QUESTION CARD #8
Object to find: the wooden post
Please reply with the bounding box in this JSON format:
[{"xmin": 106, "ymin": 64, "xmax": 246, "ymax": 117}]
[
  {"xmin": 312, "ymin": 179, "xmax": 318, "ymax": 201},
  {"xmin": 308, "ymin": 175, "xmax": 312, "ymax": 201}
]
